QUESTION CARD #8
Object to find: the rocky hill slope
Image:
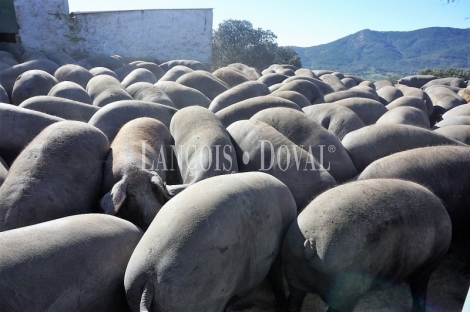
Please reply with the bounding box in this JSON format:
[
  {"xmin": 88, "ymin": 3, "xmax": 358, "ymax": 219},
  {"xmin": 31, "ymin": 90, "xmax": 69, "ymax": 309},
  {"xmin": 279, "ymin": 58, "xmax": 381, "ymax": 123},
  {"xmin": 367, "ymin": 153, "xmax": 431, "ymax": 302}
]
[{"xmin": 291, "ymin": 27, "xmax": 470, "ymax": 80}]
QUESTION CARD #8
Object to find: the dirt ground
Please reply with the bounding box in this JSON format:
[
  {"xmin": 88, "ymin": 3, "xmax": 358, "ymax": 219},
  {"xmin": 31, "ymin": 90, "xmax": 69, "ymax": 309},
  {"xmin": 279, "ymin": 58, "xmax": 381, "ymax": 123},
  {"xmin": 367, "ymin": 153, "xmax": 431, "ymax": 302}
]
[{"xmin": 227, "ymin": 253, "xmax": 469, "ymax": 312}]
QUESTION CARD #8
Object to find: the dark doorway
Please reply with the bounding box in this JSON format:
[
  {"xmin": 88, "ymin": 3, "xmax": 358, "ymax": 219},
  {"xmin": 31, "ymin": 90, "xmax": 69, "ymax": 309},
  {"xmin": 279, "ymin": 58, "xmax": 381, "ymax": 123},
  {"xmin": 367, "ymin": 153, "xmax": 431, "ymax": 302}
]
[
  {"xmin": 0, "ymin": 0, "xmax": 18, "ymax": 43},
  {"xmin": 0, "ymin": 33, "xmax": 16, "ymax": 43}
]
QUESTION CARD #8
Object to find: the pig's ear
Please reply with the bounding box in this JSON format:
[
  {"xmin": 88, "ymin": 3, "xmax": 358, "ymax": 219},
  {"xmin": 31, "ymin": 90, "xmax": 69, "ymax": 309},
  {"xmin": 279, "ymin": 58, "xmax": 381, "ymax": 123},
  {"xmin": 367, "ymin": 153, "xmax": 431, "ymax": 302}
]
[
  {"xmin": 100, "ymin": 177, "xmax": 128, "ymax": 215},
  {"xmin": 148, "ymin": 171, "xmax": 171, "ymax": 201},
  {"xmin": 164, "ymin": 183, "xmax": 189, "ymax": 197},
  {"xmin": 146, "ymin": 170, "xmax": 188, "ymax": 200}
]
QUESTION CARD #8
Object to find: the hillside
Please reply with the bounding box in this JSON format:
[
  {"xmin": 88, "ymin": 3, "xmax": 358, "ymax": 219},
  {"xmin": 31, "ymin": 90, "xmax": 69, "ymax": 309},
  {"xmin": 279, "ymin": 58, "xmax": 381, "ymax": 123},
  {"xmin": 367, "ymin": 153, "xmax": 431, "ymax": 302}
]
[{"xmin": 291, "ymin": 27, "xmax": 470, "ymax": 80}]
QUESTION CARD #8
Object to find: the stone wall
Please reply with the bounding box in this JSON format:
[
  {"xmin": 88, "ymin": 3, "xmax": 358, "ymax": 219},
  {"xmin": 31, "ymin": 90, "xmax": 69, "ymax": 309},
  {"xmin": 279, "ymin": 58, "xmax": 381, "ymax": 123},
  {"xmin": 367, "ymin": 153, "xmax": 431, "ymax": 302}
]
[{"xmin": 13, "ymin": 0, "xmax": 212, "ymax": 64}]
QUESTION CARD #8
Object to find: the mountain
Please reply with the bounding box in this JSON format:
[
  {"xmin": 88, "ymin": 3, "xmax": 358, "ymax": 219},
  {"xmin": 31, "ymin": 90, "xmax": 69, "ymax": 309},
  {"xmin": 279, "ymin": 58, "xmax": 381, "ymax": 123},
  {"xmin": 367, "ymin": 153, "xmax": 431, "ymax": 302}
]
[{"xmin": 290, "ymin": 27, "xmax": 470, "ymax": 80}]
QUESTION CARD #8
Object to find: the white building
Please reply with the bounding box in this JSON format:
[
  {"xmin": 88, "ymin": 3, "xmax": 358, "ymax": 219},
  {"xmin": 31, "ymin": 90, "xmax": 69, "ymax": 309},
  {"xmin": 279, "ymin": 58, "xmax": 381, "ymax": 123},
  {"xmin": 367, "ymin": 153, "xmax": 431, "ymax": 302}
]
[{"xmin": 11, "ymin": 0, "xmax": 212, "ymax": 64}]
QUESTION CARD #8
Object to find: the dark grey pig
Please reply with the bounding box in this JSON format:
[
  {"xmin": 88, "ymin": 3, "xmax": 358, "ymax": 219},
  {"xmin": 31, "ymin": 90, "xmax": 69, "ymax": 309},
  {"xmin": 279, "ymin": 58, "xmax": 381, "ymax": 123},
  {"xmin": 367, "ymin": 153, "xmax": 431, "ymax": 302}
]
[
  {"xmin": 170, "ymin": 106, "xmax": 238, "ymax": 184},
  {"xmin": 0, "ymin": 214, "xmax": 142, "ymax": 312},
  {"xmin": 124, "ymin": 172, "xmax": 297, "ymax": 312},
  {"xmin": 283, "ymin": 179, "xmax": 451, "ymax": 312},
  {"xmin": 0, "ymin": 121, "xmax": 109, "ymax": 231}
]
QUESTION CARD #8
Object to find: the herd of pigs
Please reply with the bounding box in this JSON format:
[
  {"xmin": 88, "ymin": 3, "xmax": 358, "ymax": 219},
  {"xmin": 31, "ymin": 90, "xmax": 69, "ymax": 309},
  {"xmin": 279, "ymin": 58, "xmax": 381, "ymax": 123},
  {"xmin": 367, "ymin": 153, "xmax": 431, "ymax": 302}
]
[{"xmin": 0, "ymin": 43, "xmax": 470, "ymax": 312}]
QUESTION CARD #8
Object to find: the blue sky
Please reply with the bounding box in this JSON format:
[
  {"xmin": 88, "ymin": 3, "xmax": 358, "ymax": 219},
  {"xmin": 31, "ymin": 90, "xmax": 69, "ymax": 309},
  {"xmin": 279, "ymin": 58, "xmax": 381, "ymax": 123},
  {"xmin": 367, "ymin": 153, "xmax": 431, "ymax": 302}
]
[{"xmin": 67, "ymin": 0, "xmax": 470, "ymax": 47}]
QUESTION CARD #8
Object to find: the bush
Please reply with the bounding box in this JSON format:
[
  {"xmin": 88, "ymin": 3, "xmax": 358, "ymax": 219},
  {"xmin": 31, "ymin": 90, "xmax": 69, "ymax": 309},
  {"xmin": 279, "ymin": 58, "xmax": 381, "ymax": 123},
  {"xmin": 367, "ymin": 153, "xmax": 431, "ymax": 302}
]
[{"xmin": 417, "ymin": 67, "xmax": 470, "ymax": 80}]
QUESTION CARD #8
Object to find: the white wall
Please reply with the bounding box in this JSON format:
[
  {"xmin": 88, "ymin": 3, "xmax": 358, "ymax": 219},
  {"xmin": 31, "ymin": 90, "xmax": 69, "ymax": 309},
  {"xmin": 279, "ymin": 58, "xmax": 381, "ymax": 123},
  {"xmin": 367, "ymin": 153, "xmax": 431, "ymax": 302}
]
[{"xmin": 13, "ymin": 0, "xmax": 212, "ymax": 64}]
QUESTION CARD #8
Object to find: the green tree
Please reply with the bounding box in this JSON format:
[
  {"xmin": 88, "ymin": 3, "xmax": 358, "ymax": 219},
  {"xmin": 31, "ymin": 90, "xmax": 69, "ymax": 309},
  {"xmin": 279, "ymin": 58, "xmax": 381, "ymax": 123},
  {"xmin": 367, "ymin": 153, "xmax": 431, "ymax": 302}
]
[
  {"xmin": 275, "ymin": 47, "xmax": 302, "ymax": 68},
  {"xmin": 212, "ymin": 19, "xmax": 302, "ymax": 70}
]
